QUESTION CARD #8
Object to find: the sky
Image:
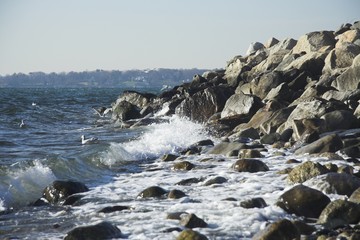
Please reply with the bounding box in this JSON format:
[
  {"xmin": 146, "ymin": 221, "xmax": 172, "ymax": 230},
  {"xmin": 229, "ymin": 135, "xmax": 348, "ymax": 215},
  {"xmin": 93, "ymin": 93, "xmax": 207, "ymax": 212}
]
[{"xmin": 0, "ymin": 0, "xmax": 359, "ymax": 75}]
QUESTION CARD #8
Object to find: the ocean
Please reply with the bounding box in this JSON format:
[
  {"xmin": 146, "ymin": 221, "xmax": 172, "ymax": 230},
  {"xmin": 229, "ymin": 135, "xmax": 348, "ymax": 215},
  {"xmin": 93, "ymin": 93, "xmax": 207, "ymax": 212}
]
[{"xmin": 0, "ymin": 88, "xmax": 345, "ymax": 239}]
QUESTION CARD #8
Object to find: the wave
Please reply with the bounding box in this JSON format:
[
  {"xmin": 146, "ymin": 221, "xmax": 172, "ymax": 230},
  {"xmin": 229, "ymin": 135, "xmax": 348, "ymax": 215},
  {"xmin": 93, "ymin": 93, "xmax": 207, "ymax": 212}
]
[
  {"xmin": 100, "ymin": 115, "xmax": 211, "ymax": 166},
  {"xmin": 0, "ymin": 160, "xmax": 56, "ymax": 209}
]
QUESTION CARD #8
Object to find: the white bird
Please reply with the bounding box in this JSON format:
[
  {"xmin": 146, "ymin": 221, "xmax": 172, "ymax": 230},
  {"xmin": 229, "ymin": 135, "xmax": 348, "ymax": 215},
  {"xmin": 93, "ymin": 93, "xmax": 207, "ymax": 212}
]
[
  {"xmin": 81, "ymin": 135, "xmax": 99, "ymax": 144},
  {"xmin": 20, "ymin": 120, "xmax": 26, "ymax": 128},
  {"xmin": 92, "ymin": 107, "xmax": 112, "ymax": 117}
]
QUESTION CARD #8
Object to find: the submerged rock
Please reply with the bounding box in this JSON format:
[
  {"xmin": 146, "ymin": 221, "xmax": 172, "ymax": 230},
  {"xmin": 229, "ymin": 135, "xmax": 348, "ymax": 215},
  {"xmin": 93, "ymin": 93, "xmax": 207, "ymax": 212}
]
[
  {"xmin": 232, "ymin": 159, "xmax": 269, "ymax": 173},
  {"xmin": 180, "ymin": 213, "xmax": 208, "ymax": 228},
  {"xmin": 137, "ymin": 186, "xmax": 168, "ymax": 199},
  {"xmin": 240, "ymin": 197, "xmax": 267, "ymax": 209},
  {"xmin": 64, "ymin": 221, "xmax": 122, "ymax": 240}
]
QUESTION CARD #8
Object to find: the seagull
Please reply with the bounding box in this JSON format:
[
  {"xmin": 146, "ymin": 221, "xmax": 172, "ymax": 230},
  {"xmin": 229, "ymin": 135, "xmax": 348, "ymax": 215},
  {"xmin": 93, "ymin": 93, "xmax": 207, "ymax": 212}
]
[
  {"xmin": 92, "ymin": 107, "xmax": 112, "ymax": 117},
  {"xmin": 81, "ymin": 135, "xmax": 99, "ymax": 145},
  {"xmin": 20, "ymin": 120, "xmax": 26, "ymax": 128}
]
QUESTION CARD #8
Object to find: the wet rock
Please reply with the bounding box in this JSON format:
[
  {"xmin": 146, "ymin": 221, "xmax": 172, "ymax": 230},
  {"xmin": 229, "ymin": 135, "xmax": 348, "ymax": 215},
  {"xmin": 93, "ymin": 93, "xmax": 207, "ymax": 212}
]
[
  {"xmin": 221, "ymin": 92, "xmax": 263, "ymax": 119},
  {"xmin": 137, "ymin": 186, "xmax": 168, "ymax": 199},
  {"xmin": 349, "ymin": 187, "xmax": 360, "ymax": 204},
  {"xmin": 203, "ymin": 176, "xmax": 227, "ymax": 186},
  {"xmin": 240, "ymin": 197, "xmax": 267, "ymax": 209},
  {"xmin": 287, "ymin": 161, "xmax": 329, "ymax": 184},
  {"xmin": 260, "ymin": 133, "xmax": 281, "ymax": 145},
  {"xmin": 317, "ymin": 199, "xmax": 360, "ymax": 229},
  {"xmin": 321, "ymin": 110, "xmax": 358, "ymax": 132},
  {"xmin": 277, "ymin": 184, "xmax": 330, "ymax": 218},
  {"xmin": 176, "ymin": 229, "xmax": 208, "ymax": 240},
  {"xmin": 98, "ymin": 205, "xmax": 131, "ymax": 213},
  {"xmin": 238, "ymin": 149, "xmax": 263, "ymax": 159},
  {"xmin": 252, "ymin": 219, "xmax": 300, "ymax": 240},
  {"xmin": 112, "ymin": 100, "xmax": 141, "ymax": 121},
  {"xmin": 173, "ymin": 161, "xmax": 195, "ymax": 171},
  {"xmin": 64, "ymin": 221, "xmax": 122, "ymax": 240},
  {"xmin": 309, "ymin": 173, "xmax": 360, "ymax": 197},
  {"xmin": 175, "ymin": 86, "xmax": 233, "ymax": 123},
  {"xmin": 167, "ymin": 212, "xmax": 188, "ymax": 220},
  {"xmin": 176, "ymin": 177, "xmax": 203, "ymax": 186},
  {"xmin": 206, "ymin": 142, "xmax": 247, "ymax": 155},
  {"xmin": 113, "ymin": 90, "xmax": 156, "ymax": 109},
  {"xmin": 161, "ymin": 154, "xmax": 179, "ymax": 162},
  {"xmin": 180, "ymin": 213, "xmax": 208, "ymax": 228},
  {"xmin": 294, "ymin": 134, "xmax": 343, "ymax": 155},
  {"xmin": 168, "ymin": 189, "xmax": 186, "ymax": 199},
  {"xmin": 42, "ymin": 180, "xmax": 89, "ymax": 205},
  {"xmin": 232, "ymin": 159, "xmax": 269, "ymax": 173}
]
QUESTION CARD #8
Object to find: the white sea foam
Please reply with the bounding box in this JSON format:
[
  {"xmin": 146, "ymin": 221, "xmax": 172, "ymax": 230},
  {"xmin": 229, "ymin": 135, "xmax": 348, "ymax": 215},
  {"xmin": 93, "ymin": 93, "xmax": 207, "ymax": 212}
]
[
  {"xmin": 100, "ymin": 116, "xmax": 211, "ymax": 166},
  {"xmin": 0, "ymin": 160, "xmax": 56, "ymax": 208}
]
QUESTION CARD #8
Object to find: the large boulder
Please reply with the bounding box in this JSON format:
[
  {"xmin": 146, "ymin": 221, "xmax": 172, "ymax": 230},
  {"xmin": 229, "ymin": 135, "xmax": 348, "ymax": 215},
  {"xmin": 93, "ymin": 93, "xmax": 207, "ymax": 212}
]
[
  {"xmin": 206, "ymin": 142, "xmax": 247, "ymax": 156},
  {"xmin": 252, "ymin": 219, "xmax": 300, "ymax": 240},
  {"xmin": 335, "ymin": 29, "xmax": 360, "ymax": 47},
  {"xmin": 332, "ymin": 54, "xmax": 360, "ymax": 91},
  {"xmin": 221, "ymin": 92, "xmax": 263, "ymax": 119},
  {"xmin": 112, "ymin": 100, "xmax": 141, "ymax": 121},
  {"xmin": 317, "ymin": 199, "xmax": 360, "ymax": 229},
  {"xmin": 64, "ymin": 221, "xmax": 122, "ymax": 240},
  {"xmin": 306, "ymin": 173, "xmax": 360, "ymax": 197},
  {"xmin": 113, "ymin": 90, "xmax": 156, "ymax": 109},
  {"xmin": 42, "ymin": 180, "xmax": 89, "ymax": 205},
  {"xmin": 321, "ymin": 110, "xmax": 358, "ymax": 132},
  {"xmin": 175, "ymin": 86, "xmax": 233, "ymax": 123},
  {"xmin": 287, "ymin": 161, "xmax": 329, "ymax": 184},
  {"xmin": 224, "ymin": 56, "xmax": 246, "ymax": 86},
  {"xmin": 251, "ymin": 71, "xmax": 286, "ymax": 99},
  {"xmin": 277, "ymin": 185, "xmax": 330, "ymax": 218},
  {"xmin": 294, "ymin": 134, "xmax": 343, "ymax": 155},
  {"xmin": 323, "ymin": 42, "xmax": 360, "ymax": 73},
  {"xmin": 292, "ymin": 31, "xmax": 336, "ymax": 54},
  {"xmin": 180, "ymin": 213, "xmax": 208, "ymax": 228}
]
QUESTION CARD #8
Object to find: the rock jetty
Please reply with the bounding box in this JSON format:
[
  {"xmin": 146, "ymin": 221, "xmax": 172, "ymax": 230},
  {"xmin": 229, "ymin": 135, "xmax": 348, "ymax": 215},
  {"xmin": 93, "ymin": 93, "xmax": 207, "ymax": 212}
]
[
  {"xmin": 52, "ymin": 20, "xmax": 360, "ymax": 239},
  {"xmin": 108, "ymin": 20, "xmax": 360, "ymax": 239}
]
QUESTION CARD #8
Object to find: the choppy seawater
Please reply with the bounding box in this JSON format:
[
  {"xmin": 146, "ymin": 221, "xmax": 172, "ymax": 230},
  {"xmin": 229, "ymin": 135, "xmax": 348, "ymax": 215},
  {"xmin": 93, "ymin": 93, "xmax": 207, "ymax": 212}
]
[{"xmin": 0, "ymin": 88, "xmax": 349, "ymax": 239}]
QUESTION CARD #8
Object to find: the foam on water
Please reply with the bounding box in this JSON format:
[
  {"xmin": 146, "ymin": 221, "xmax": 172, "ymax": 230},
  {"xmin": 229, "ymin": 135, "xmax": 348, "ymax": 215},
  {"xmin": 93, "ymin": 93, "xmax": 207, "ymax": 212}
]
[
  {"xmin": 0, "ymin": 160, "xmax": 56, "ymax": 208},
  {"xmin": 100, "ymin": 116, "xmax": 211, "ymax": 166}
]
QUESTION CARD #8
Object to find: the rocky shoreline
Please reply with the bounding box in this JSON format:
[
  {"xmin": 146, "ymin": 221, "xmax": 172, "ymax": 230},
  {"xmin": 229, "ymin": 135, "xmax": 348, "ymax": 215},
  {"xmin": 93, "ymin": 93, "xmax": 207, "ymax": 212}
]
[{"xmin": 35, "ymin": 20, "xmax": 360, "ymax": 239}]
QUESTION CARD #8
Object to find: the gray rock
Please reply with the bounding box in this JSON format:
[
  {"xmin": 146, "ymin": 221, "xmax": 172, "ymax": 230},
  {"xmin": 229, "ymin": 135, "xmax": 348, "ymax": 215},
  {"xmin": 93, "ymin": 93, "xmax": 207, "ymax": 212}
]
[
  {"xmin": 112, "ymin": 100, "xmax": 141, "ymax": 121},
  {"xmin": 238, "ymin": 149, "xmax": 263, "ymax": 159},
  {"xmin": 317, "ymin": 199, "xmax": 360, "ymax": 229},
  {"xmin": 203, "ymin": 176, "xmax": 227, "ymax": 186},
  {"xmin": 176, "ymin": 229, "xmax": 208, "ymax": 240},
  {"xmin": 176, "ymin": 177, "xmax": 203, "ymax": 186},
  {"xmin": 113, "ymin": 90, "xmax": 155, "ymax": 109},
  {"xmin": 240, "ymin": 197, "xmax": 267, "ymax": 209},
  {"xmin": 294, "ymin": 134, "xmax": 343, "ymax": 155},
  {"xmin": 308, "ymin": 173, "xmax": 360, "ymax": 197},
  {"xmin": 221, "ymin": 92, "xmax": 263, "ymax": 118},
  {"xmin": 251, "ymin": 71, "xmax": 286, "ymax": 99},
  {"xmin": 232, "ymin": 159, "xmax": 269, "ymax": 173},
  {"xmin": 292, "ymin": 31, "xmax": 336, "ymax": 54},
  {"xmin": 246, "ymin": 42, "xmax": 265, "ymax": 55},
  {"xmin": 277, "ymin": 184, "xmax": 330, "ymax": 218},
  {"xmin": 64, "ymin": 221, "xmax": 122, "ymax": 240},
  {"xmin": 349, "ymin": 187, "xmax": 360, "ymax": 204},
  {"xmin": 323, "ymin": 42, "xmax": 360, "ymax": 73},
  {"xmin": 206, "ymin": 142, "xmax": 247, "ymax": 155},
  {"xmin": 265, "ymin": 37, "xmax": 280, "ymax": 48},
  {"xmin": 98, "ymin": 205, "xmax": 131, "ymax": 213},
  {"xmin": 332, "ymin": 54, "xmax": 360, "ymax": 91},
  {"xmin": 175, "ymin": 86, "xmax": 233, "ymax": 123},
  {"xmin": 42, "ymin": 180, "xmax": 89, "ymax": 205},
  {"xmin": 268, "ymin": 38, "xmax": 297, "ymax": 56},
  {"xmin": 161, "ymin": 153, "xmax": 179, "ymax": 162},
  {"xmin": 137, "ymin": 186, "xmax": 168, "ymax": 198},
  {"xmin": 252, "ymin": 219, "xmax": 300, "ymax": 240},
  {"xmin": 168, "ymin": 189, "xmax": 186, "ymax": 199},
  {"xmin": 336, "ymin": 29, "xmax": 360, "ymax": 47},
  {"xmin": 287, "ymin": 161, "xmax": 329, "ymax": 184},
  {"xmin": 321, "ymin": 110, "xmax": 358, "ymax": 132},
  {"xmin": 180, "ymin": 213, "xmax": 208, "ymax": 228},
  {"xmin": 173, "ymin": 161, "xmax": 195, "ymax": 171}
]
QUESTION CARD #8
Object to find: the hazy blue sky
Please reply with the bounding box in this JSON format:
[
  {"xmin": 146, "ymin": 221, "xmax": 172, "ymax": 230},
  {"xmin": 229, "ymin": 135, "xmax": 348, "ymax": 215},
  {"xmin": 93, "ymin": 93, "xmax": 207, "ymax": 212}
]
[{"xmin": 0, "ymin": 0, "xmax": 359, "ymax": 75}]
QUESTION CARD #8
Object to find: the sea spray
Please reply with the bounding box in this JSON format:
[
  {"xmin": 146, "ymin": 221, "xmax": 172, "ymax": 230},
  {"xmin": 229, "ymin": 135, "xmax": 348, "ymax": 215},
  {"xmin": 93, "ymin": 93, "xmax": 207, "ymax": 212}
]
[
  {"xmin": 0, "ymin": 160, "xmax": 56, "ymax": 208},
  {"xmin": 100, "ymin": 115, "xmax": 212, "ymax": 166}
]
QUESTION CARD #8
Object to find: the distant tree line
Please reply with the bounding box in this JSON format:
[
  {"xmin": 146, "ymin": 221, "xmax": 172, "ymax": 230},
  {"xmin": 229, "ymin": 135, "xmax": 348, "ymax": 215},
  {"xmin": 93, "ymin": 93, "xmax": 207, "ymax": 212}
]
[{"xmin": 0, "ymin": 68, "xmax": 209, "ymax": 89}]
